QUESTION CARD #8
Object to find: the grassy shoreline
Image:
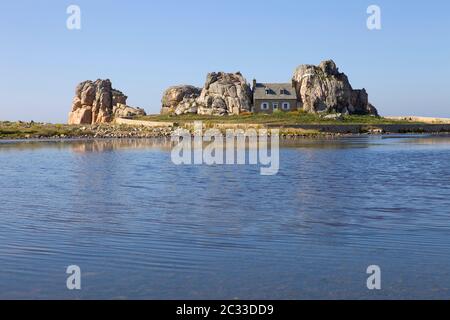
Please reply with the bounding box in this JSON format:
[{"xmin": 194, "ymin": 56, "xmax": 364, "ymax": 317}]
[
  {"xmin": 0, "ymin": 121, "xmax": 172, "ymax": 139},
  {"xmin": 0, "ymin": 122, "xmax": 90, "ymax": 139},
  {"xmin": 135, "ymin": 112, "xmax": 423, "ymax": 125},
  {"xmin": 2, "ymin": 113, "xmax": 450, "ymax": 140}
]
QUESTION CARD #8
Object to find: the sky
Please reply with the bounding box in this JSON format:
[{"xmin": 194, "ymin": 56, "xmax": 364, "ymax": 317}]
[{"xmin": 0, "ymin": 0, "xmax": 449, "ymax": 122}]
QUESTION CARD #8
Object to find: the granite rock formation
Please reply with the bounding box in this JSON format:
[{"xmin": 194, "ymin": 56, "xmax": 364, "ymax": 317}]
[
  {"xmin": 292, "ymin": 60, "xmax": 378, "ymax": 115},
  {"xmin": 160, "ymin": 85, "xmax": 202, "ymax": 115},
  {"xmin": 69, "ymin": 79, "xmax": 146, "ymax": 125},
  {"xmin": 113, "ymin": 104, "xmax": 146, "ymax": 118},
  {"xmin": 160, "ymin": 72, "xmax": 253, "ymax": 116},
  {"xmin": 197, "ymin": 72, "xmax": 252, "ymax": 115}
]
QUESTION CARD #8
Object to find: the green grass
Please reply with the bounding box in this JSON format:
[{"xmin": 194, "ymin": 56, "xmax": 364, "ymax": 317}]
[
  {"xmin": 135, "ymin": 111, "xmax": 424, "ymax": 126},
  {"xmin": 0, "ymin": 121, "xmax": 92, "ymax": 139},
  {"xmin": 0, "ymin": 112, "xmax": 431, "ymax": 140}
]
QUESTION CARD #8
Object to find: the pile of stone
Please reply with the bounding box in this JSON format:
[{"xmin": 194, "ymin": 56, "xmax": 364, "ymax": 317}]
[
  {"xmin": 68, "ymin": 79, "xmax": 146, "ymax": 125},
  {"xmin": 161, "ymin": 72, "xmax": 252, "ymax": 116}
]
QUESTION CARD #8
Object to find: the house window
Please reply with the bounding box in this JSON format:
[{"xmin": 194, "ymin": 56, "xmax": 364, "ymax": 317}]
[
  {"xmin": 282, "ymin": 102, "xmax": 290, "ymax": 110},
  {"xmin": 261, "ymin": 102, "xmax": 269, "ymax": 110},
  {"xmin": 273, "ymin": 103, "xmax": 279, "ymax": 110}
]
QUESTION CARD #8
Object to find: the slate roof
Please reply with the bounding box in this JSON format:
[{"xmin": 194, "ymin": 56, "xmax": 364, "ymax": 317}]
[{"xmin": 253, "ymin": 83, "xmax": 297, "ymax": 100}]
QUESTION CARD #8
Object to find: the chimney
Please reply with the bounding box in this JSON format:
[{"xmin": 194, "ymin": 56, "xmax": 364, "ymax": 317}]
[{"xmin": 252, "ymin": 79, "xmax": 257, "ymax": 91}]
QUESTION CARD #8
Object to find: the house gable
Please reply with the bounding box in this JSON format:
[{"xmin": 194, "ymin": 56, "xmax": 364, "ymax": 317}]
[
  {"xmin": 253, "ymin": 82, "xmax": 297, "ymax": 101},
  {"xmin": 252, "ymin": 81, "xmax": 298, "ymax": 113}
]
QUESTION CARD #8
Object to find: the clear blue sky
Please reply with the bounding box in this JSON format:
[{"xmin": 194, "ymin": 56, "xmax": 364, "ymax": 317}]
[{"xmin": 1, "ymin": 0, "xmax": 449, "ymax": 122}]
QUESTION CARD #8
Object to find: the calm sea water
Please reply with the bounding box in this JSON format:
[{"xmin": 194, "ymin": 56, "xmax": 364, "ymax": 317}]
[{"xmin": 0, "ymin": 136, "xmax": 450, "ymax": 300}]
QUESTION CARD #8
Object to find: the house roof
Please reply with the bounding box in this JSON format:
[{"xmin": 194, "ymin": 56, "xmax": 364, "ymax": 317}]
[{"xmin": 253, "ymin": 83, "xmax": 297, "ymax": 100}]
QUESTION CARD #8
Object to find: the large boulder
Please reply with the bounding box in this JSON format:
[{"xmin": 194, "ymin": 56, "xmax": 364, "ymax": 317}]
[
  {"xmin": 112, "ymin": 89, "xmax": 128, "ymax": 105},
  {"xmin": 160, "ymin": 72, "xmax": 253, "ymax": 116},
  {"xmin": 161, "ymin": 85, "xmax": 202, "ymax": 115},
  {"xmin": 68, "ymin": 79, "xmax": 146, "ymax": 124},
  {"xmin": 68, "ymin": 106, "xmax": 92, "ymax": 125},
  {"xmin": 292, "ymin": 60, "xmax": 378, "ymax": 115},
  {"xmin": 197, "ymin": 72, "xmax": 252, "ymax": 115},
  {"xmin": 113, "ymin": 104, "xmax": 146, "ymax": 118}
]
